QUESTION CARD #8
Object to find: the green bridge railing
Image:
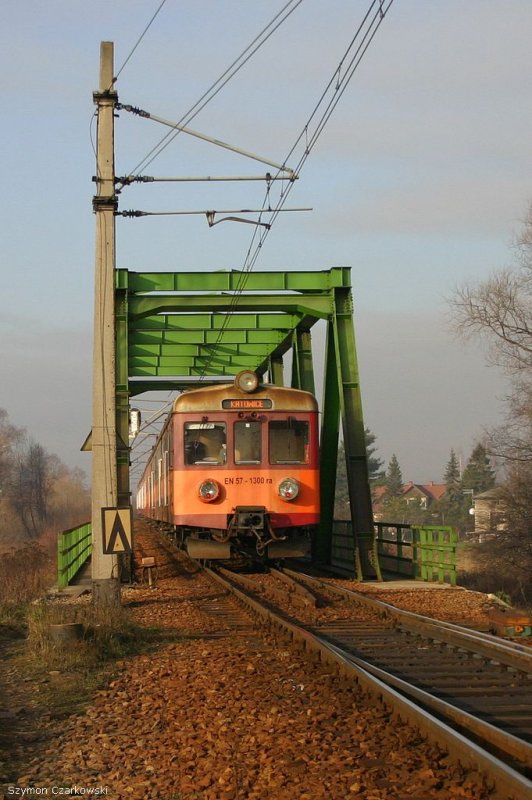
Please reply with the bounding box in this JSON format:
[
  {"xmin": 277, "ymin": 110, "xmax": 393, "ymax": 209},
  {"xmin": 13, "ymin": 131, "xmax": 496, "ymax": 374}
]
[
  {"xmin": 332, "ymin": 521, "xmax": 458, "ymax": 585},
  {"xmin": 57, "ymin": 519, "xmax": 457, "ymax": 587},
  {"xmin": 57, "ymin": 521, "xmax": 92, "ymax": 589}
]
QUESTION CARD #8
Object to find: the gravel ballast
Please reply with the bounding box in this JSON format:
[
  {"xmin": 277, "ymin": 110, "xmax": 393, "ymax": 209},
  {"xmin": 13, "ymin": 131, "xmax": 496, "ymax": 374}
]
[{"xmin": 1, "ymin": 560, "xmax": 496, "ymax": 800}]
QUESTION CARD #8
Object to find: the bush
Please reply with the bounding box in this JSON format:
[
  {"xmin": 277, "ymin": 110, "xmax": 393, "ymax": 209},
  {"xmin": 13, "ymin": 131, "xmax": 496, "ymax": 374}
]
[
  {"xmin": 0, "ymin": 542, "xmax": 53, "ymax": 604},
  {"xmin": 457, "ymin": 540, "xmax": 532, "ymax": 608}
]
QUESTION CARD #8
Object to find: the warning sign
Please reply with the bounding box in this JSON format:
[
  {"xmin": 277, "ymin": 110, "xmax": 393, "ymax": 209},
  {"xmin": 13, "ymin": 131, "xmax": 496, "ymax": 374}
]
[{"xmin": 102, "ymin": 507, "xmax": 133, "ymax": 554}]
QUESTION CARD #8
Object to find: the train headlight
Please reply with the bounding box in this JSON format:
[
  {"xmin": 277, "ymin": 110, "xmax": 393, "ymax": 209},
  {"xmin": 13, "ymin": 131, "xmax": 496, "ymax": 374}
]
[
  {"xmin": 198, "ymin": 480, "xmax": 220, "ymax": 502},
  {"xmin": 234, "ymin": 370, "xmax": 259, "ymax": 393},
  {"xmin": 278, "ymin": 477, "xmax": 299, "ymax": 501}
]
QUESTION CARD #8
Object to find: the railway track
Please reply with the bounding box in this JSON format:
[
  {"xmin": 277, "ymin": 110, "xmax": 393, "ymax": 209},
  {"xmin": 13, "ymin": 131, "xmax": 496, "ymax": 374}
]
[{"xmin": 204, "ymin": 564, "xmax": 532, "ymax": 800}]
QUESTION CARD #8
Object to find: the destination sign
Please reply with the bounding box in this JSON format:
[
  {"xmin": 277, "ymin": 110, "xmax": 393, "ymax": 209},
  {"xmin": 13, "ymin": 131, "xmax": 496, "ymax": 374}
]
[{"xmin": 222, "ymin": 398, "xmax": 272, "ymax": 410}]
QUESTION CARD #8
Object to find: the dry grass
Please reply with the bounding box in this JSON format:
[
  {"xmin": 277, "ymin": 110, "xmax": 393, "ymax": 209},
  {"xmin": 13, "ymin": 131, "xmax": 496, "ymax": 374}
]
[
  {"xmin": 5, "ymin": 600, "xmax": 164, "ymax": 725},
  {"xmin": 25, "ymin": 599, "xmax": 151, "ymax": 668},
  {"xmin": 457, "ymin": 540, "xmax": 532, "ymax": 609},
  {"xmin": 0, "ymin": 541, "xmax": 164, "ymax": 723},
  {"xmin": 0, "ymin": 542, "xmax": 53, "ymax": 603},
  {"xmin": 0, "ymin": 542, "xmax": 54, "ymax": 635}
]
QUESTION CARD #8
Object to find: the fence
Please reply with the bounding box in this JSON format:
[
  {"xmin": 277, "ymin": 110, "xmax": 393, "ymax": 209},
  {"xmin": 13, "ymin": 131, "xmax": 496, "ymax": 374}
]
[
  {"xmin": 374, "ymin": 522, "xmax": 415, "ymax": 577},
  {"xmin": 332, "ymin": 521, "xmax": 458, "ymax": 585},
  {"xmin": 57, "ymin": 518, "xmax": 457, "ymax": 587},
  {"xmin": 411, "ymin": 525, "xmax": 458, "ymax": 585},
  {"xmin": 57, "ymin": 521, "xmax": 92, "ymax": 589}
]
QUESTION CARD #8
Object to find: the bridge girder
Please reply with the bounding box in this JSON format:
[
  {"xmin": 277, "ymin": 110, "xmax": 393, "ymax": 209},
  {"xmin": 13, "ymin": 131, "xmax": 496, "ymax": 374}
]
[{"xmin": 116, "ymin": 266, "xmax": 377, "ymax": 578}]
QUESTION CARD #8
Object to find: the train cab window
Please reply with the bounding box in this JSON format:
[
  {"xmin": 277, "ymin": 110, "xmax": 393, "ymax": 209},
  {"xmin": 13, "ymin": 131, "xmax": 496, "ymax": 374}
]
[
  {"xmin": 269, "ymin": 419, "xmax": 309, "ymax": 464},
  {"xmin": 184, "ymin": 422, "xmax": 227, "ymax": 465},
  {"xmin": 234, "ymin": 420, "xmax": 262, "ymax": 464}
]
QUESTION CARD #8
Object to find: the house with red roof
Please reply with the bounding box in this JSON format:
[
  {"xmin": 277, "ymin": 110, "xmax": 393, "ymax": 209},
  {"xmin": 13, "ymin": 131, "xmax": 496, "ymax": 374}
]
[{"xmin": 372, "ymin": 481, "xmax": 447, "ymax": 519}]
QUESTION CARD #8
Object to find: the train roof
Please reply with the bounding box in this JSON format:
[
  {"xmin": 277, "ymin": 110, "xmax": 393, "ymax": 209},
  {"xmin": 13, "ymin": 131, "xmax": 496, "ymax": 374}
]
[{"xmin": 172, "ymin": 381, "xmax": 318, "ymax": 413}]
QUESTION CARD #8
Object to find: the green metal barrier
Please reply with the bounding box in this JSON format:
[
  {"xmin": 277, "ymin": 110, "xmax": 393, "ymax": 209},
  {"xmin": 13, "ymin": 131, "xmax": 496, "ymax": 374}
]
[
  {"xmin": 412, "ymin": 525, "xmax": 458, "ymax": 585},
  {"xmin": 335, "ymin": 521, "xmax": 458, "ymax": 584},
  {"xmin": 330, "ymin": 520, "xmax": 356, "ymax": 573},
  {"xmin": 330, "ymin": 520, "xmax": 381, "ymax": 579},
  {"xmin": 57, "ymin": 521, "xmax": 92, "ymax": 589},
  {"xmin": 374, "ymin": 523, "xmax": 414, "ymax": 578}
]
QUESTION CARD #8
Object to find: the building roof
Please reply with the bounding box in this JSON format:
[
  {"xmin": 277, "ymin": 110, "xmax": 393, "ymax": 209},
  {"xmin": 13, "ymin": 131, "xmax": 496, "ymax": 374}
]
[
  {"xmin": 474, "ymin": 487, "xmax": 505, "ymax": 501},
  {"xmin": 372, "ymin": 481, "xmax": 447, "ymax": 508},
  {"xmin": 402, "ymin": 481, "xmax": 447, "ymax": 502}
]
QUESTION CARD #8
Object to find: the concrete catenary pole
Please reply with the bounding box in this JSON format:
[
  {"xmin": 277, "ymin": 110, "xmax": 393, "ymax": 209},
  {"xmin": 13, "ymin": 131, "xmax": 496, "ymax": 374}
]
[{"xmin": 91, "ymin": 42, "xmax": 120, "ymax": 606}]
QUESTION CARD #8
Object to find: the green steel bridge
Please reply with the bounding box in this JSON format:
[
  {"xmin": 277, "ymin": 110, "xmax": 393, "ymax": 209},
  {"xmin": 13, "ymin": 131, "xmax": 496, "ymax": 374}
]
[
  {"xmin": 60, "ymin": 265, "xmax": 459, "ymax": 588},
  {"xmin": 114, "ymin": 266, "xmax": 375, "ymax": 576}
]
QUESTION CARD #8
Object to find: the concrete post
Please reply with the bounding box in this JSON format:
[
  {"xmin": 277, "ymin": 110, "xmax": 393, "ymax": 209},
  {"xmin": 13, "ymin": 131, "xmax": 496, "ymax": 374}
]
[{"xmin": 91, "ymin": 42, "xmax": 120, "ymax": 606}]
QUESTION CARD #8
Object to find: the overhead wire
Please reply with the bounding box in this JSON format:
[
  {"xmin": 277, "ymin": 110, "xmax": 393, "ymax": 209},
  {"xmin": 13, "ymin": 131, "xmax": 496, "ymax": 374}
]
[
  {"xmin": 115, "ymin": 0, "xmax": 169, "ymax": 82},
  {"xmin": 129, "ymin": 401, "xmax": 173, "ymax": 474},
  {"xmin": 198, "ymin": 0, "xmax": 395, "ymax": 378},
  {"xmin": 242, "ymin": 0, "xmax": 396, "ymax": 274},
  {"xmin": 124, "ymin": 0, "xmax": 395, "ymax": 475},
  {"xmin": 127, "ymin": 0, "xmax": 304, "ymax": 176},
  {"xmin": 116, "ymin": 0, "xmax": 306, "ymax": 410}
]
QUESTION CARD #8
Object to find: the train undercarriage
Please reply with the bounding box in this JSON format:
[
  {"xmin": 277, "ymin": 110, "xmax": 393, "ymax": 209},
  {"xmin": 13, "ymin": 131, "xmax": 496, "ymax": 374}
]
[{"xmin": 178, "ymin": 506, "xmax": 312, "ymax": 560}]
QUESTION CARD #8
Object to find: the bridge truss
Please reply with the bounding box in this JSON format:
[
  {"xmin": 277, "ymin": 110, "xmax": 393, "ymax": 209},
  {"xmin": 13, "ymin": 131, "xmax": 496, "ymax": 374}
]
[{"xmin": 115, "ymin": 266, "xmax": 378, "ymax": 579}]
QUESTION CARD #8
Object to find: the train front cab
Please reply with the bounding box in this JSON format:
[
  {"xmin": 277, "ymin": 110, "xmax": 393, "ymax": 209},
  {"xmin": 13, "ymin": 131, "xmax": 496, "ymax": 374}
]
[{"xmin": 171, "ymin": 374, "xmax": 320, "ymax": 560}]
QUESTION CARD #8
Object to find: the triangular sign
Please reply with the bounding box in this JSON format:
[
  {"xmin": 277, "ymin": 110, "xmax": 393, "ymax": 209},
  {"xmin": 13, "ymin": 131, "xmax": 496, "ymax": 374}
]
[{"xmin": 102, "ymin": 507, "xmax": 132, "ymax": 554}]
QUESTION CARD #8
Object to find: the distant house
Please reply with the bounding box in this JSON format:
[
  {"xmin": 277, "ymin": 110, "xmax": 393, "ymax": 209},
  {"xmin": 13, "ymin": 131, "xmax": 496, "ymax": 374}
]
[
  {"xmin": 372, "ymin": 481, "xmax": 447, "ymax": 519},
  {"xmin": 402, "ymin": 481, "xmax": 447, "ymax": 508},
  {"xmin": 473, "ymin": 488, "xmax": 507, "ymax": 533}
]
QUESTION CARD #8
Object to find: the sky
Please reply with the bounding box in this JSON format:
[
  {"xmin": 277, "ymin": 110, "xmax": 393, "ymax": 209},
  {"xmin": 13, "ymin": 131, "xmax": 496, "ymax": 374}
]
[{"xmin": 1, "ymin": 1, "xmax": 531, "ymax": 484}]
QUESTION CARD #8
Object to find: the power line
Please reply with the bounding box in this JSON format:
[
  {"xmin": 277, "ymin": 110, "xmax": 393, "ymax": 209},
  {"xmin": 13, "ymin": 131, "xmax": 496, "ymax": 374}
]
[
  {"xmin": 240, "ymin": 0, "xmax": 396, "ymax": 275},
  {"xmin": 125, "ymin": 0, "xmax": 396, "ymax": 468},
  {"xmin": 115, "ymin": 0, "xmax": 169, "ymax": 82},
  {"xmin": 198, "ymin": 0, "xmax": 395, "ymax": 378},
  {"xmin": 127, "ymin": 0, "xmax": 304, "ymax": 176}
]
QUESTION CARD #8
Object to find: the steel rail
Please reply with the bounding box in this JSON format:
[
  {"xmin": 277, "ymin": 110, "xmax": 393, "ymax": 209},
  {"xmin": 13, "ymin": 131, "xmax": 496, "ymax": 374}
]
[
  {"xmin": 218, "ymin": 566, "xmax": 318, "ymax": 610},
  {"xmin": 284, "ymin": 569, "xmax": 532, "ymax": 672},
  {"xmin": 325, "ymin": 641, "xmax": 530, "ymax": 769},
  {"xmin": 204, "ymin": 566, "xmax": 532, "ymax": 800}
]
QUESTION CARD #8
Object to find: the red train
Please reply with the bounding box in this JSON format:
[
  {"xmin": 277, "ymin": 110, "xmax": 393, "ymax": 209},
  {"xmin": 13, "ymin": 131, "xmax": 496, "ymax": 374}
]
[{"xmin": 136, "ymin": 371, "xmax": 320, "ymax": 559}]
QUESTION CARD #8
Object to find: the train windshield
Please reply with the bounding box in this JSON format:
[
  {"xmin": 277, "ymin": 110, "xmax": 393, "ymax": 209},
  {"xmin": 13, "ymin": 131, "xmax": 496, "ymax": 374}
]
[
  {"xmin": 234, "ymin": 420, "xmax": 262, "ymax": 464},
  {"xmin": 269, "ymin": 419, "xmax": 309, "ymax": 464},
  {"xmin": 184, "ymin": 422, "xmax": 227, "ymax": 464}
]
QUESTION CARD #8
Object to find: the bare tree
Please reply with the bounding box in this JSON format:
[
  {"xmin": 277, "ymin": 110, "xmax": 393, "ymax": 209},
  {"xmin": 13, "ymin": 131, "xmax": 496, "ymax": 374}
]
[
  {"xmin": 0, "ymin": 409, "xmax": 91, "ymax": 551},
  {"xmin": 10, "ymin": 443, "xmax": 46, "ymax": 539},
  {"xmin": 451, "ymin": 202, "xmax": 531, "ymax": 423},
  {"xmin": 0, "ymin": 409, "xmax": 22, "ymax": 487},
  {"xmin": 450, "ymin": 204, "xmax": 532, "ymax": 599},
  {"xmin": 451, "ymin": 199, "xmax": 532, "ymax": 366}
]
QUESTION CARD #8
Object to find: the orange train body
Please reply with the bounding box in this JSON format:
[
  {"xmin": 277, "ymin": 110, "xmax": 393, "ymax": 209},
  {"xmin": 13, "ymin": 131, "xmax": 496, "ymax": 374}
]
[{"xmin": 136, "ymin": 376, "xmax": 320, "ymax": 559}]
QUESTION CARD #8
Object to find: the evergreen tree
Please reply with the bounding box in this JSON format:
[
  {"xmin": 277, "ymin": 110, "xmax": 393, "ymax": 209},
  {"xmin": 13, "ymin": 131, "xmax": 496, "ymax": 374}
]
[
  {"xmin": 436, "ymin": 449, "xmax": 469, "ymax": 531},
  {"xmin": 334, "ymin": 428, "xmax": 384, "ymax": 517},
  {"xmin": 461, "ymin": 443, "xmax": 495, "ymax": 495},
  {"xmin": 365, "ymin": 428, "xmax": 385, "ymax": 484},
  {"xmin": 384, "ymin": 453, "xmax": 403, "ymax": 497},
  {"xmin": 443, "ymin": 449, "xmax": 462, "ymax": 504}
]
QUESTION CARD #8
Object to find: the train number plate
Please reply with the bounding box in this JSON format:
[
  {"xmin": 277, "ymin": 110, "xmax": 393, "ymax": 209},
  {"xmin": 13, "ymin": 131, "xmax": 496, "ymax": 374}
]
[{"xmin": 224, "ymin": 476, "xmax": 273, "ymax": 485}]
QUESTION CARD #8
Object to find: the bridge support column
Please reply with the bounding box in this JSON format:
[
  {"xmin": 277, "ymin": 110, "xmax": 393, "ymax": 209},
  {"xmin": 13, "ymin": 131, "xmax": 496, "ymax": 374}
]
[{"xmin": 317, "ymin": 273, "xmax": 380, "ymax": 579}]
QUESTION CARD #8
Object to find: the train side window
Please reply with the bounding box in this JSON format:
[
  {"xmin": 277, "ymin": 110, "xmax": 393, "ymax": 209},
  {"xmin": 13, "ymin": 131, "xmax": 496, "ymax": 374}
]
[
  {"xmin": 269, "ymin": 419, "xmax": 309, "ymax": 464},
  {"xmin": 150, "ymin": 471, "xmax": 155, "ymax": 508},
  {"xmin": 234, "ymin": 420, "xmax": 262, "ymax": 464},
  {"xmin": 162, "ymin": 450, "xmax": 169, "ymax": 505},
  {"xmin": 184, "ymin": 422, "xmax": 227, "ymax": 465},
  {"xmin": 157, "ymin": 458, "xmax": 162, "ymax": 507}
]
